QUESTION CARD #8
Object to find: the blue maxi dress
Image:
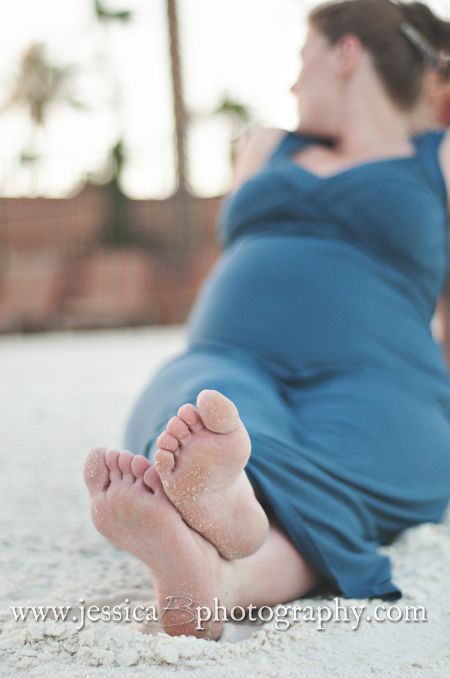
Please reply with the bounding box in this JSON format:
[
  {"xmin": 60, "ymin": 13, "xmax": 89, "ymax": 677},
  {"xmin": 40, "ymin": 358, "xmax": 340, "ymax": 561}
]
[{"xmin": 123, "ymin": 128, "xmax": 450, "ymax": 601}]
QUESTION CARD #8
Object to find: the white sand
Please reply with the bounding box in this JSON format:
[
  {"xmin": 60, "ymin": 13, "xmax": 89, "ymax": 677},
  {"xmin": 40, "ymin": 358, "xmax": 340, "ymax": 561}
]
[{"xmin": 0, "ymin": 326, "xmax": 449, "ymax": 677}]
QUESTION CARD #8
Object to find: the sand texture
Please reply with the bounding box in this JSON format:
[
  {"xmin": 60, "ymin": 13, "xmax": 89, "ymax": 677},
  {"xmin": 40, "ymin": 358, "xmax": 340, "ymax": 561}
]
[{"xmin": 1, "ymin": 327, "xmax": 449, "ymax": 677}]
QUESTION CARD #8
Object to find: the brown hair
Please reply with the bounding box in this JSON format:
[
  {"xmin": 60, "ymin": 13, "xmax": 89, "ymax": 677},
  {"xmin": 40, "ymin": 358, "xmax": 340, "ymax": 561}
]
[{"xmin": 308, "ymin": 0, "xmax": 450, "ymax": 110}]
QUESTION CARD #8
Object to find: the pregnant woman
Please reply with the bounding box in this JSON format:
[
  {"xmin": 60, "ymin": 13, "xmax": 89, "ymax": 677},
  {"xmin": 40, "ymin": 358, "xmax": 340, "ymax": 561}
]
[{"xmin": 84, "ymin": 0, "xmax": 450, "ymax": 639}]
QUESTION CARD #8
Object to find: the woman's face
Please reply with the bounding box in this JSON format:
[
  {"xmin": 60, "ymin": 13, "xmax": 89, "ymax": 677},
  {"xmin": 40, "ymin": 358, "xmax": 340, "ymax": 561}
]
[
  {"xmin": 290, "ymin": 25, "xmax": 344, "ymax": 135},
  {"xmin": 292, "ymin": 25, "xmax": 450, "ymax": 134}
]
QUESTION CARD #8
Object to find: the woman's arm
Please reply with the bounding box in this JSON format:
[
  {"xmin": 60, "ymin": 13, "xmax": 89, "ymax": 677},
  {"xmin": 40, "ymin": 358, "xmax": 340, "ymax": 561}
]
[
  {"xmin": 229, "ymin": 126, "xmax": 286, "ymax": 192},
  {"xmin": 437, "ymin": 128, "xmax": 450, "ymax": 368},
  {"xmin": 437, "ymin": 206, "xmax": 450, "ymax": 368}
]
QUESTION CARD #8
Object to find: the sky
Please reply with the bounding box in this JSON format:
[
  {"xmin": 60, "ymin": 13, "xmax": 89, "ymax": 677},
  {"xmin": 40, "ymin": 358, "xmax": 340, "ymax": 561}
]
[{"xmin": 0, "ymin": 0, "xmax": 449, "ymax": 198}]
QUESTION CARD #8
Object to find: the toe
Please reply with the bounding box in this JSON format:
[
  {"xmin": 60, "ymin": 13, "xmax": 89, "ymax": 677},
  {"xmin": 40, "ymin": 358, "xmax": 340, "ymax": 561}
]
[
  {"xmin": 156, "ymin": 430, "xmax": 179, "ymax": 452},
  {"xmin": 106, "ymin": 449, "xmax": 122, "ymax": 481},
  {"xmin": 154, "ymin": 448, "xmax": 176, "ymax": 478},
  {"xmin": 177, "ymin": 403, "xmax": 204, "ymax": 433},
  {"xmin": 143, "ymin": 465, "xmax": 164, "ymax": 493},
  {"xmin": 83, "ymin": 447, "xmax": 110, "ymax": 495},
  {"xmin": 196, "ymin": 389, "xmax": 240, "ymax": 434},
  {"xmin": 118, "ymin": 450, "xmax": 135, "ymax": 482},
  {"xmin": 131, "ymin": 454, "xmax": 150, "ymax": 478},
  {"xmin": 166, "ymin": 415, "xmax": 191, "ymax": 441}
]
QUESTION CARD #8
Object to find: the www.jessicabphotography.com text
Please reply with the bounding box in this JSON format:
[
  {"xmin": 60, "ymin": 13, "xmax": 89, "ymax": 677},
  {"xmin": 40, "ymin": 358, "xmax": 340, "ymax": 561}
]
[{"xmin": 11, "ymin": 596, "xmax": 428, "ymax": 632}]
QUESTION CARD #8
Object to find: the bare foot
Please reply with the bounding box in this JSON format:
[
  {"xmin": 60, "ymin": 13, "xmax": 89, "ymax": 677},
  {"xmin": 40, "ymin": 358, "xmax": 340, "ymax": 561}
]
[
  {"xmin": 153, "ymin": 389, "xmax": 269, "ymax": 559},
  {"xmin": 83, "ymin": 446, "xmax": 237, "ymax": 639}
]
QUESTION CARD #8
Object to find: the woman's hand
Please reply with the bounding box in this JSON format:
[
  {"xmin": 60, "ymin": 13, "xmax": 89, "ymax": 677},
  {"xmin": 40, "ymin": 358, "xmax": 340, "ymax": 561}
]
[
  {"xmin": 436, "ymin": 285, "xmax": 450, "ymax": 371},
  {"xmin": 409, "ymin": 72, "xmax": 450, "ymax": 131},
  {"xmin": 433, "ymin": 79, "xmax": 450, "ymax": 127}
]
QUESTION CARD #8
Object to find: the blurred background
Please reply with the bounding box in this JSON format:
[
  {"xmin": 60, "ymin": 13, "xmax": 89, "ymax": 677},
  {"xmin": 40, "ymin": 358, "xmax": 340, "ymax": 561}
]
[{"xmin": 0, "ymin": 0, "xmax": 449, "ymax": 334}]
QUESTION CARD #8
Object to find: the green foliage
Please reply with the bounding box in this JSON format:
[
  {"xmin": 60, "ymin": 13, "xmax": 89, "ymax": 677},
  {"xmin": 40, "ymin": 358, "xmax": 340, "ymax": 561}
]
[
  {"xmin": 213, "ymin": 93, "xmax": 252, "ymax": 122},
  {"xmin": 94, "ymin": 0, "xmax": 132, "ymax": 23}
]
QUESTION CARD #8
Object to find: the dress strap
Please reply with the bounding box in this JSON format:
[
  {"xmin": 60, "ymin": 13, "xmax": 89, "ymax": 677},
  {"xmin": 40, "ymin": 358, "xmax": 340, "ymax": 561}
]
[
  {"xmin": 265, "ymin": 130, "xmax": 319, "ymax": 164},
  {"xmin": 265, "ymin": 131, "xmax": 298, "ymax": 164},
  {"xmin": 413, "ymin": 129, "xmax": 449, "ymax": 205},
  {"xmin": 265, "ymin": 129, "xmax": 335, "ymax": 166}
]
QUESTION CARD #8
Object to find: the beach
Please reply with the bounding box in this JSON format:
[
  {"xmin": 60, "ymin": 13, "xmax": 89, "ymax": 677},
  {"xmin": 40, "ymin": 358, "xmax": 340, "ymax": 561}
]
[{"xmin": 1, "ymin": 325, "xmax": 449, "ymax": 677}]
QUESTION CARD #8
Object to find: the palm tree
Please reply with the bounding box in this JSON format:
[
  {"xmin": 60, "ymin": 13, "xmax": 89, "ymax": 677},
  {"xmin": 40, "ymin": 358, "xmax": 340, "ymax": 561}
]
[
  {"xmin": 213, "ymin": 93, "xmax": 255, "ymax": 166},
  {"xmin": 93, "ymin": 0, "xmax": 131, "ymax": 22},
  {"xmin": 93, "ymin": 0, "xmax": 132, "ymax": 139},
  {"xmin": 166, "ymin": 0, "xmax": 189, "ymax": 197},
  {"xmin": 86, "ymin": 139, "xmax": 131, "ymax": 246},
  {"xmin": 92, "ymin": 1, "xmax": 133, "ymax": 245},
  {"xmin": 165, "ymin": 0, "xmax": 193, "ymax": 265},
  {"xmin": 0, "ymin": 42, "xmax": 86, "ymax": 192}
]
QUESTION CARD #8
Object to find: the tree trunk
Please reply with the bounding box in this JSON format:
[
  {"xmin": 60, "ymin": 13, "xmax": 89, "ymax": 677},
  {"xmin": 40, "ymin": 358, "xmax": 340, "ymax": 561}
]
[{"xmin": 166, "ymin": 0, "xmax": 192, "ymax": 264}]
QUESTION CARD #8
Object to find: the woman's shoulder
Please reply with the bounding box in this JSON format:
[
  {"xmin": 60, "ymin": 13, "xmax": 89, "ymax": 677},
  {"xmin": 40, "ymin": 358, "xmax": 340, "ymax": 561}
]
[{"xmin": 234, "ymin": 124, "xmax": 288, "ymax": 151}]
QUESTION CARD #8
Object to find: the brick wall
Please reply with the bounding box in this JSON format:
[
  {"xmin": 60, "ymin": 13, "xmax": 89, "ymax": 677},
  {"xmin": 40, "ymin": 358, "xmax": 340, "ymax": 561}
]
[{"xmin": 0, "ymin": 187, "xmax": 223, "ymax": 333}]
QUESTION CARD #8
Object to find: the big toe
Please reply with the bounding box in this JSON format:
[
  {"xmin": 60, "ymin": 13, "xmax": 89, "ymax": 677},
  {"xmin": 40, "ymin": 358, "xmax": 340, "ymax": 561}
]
[
  {"xmin": 84, "ymin": 447, "xmax": 110, "ymax": 495},
  {"xmin": 154, "ymin": 448, "xmax": 175, "ymax": 479},
  {"xmin": 196, "ymin": 389, "xmax": 240, "ymax": 434}
]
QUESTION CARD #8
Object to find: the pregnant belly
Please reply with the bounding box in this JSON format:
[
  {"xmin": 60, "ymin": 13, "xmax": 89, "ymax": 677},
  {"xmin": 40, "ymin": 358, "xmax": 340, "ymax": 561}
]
[{"xmin": 186, "ymin": 234, "xmax": 435, "ymax": 377}]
